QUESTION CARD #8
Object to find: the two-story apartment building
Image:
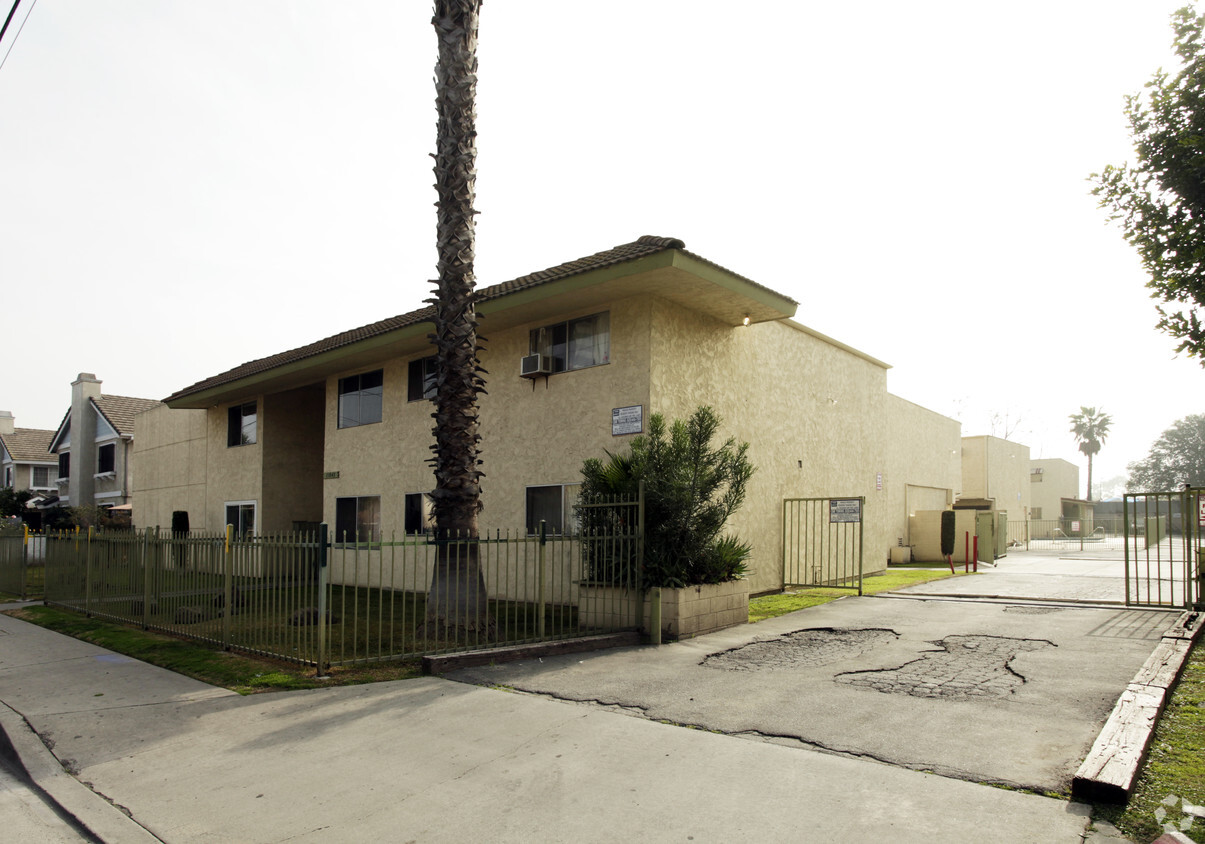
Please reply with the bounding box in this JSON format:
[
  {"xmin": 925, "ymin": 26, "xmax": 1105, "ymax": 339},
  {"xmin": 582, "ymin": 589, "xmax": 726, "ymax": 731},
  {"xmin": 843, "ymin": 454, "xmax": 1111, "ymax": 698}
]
[{"xmin": 139, "ymin": 236, "xmax": 962, "ymax": 594}]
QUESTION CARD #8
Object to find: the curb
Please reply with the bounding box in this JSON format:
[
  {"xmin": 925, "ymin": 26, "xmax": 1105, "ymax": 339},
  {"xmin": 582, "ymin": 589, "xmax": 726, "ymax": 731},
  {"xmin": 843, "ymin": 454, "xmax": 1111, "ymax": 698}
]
[
  {"xmin": 1072, "ymin": 609, "xmax": 1204, "ymax": 803},
  {"xmin": 422, "ymin": 631, "xmax": 640, "ymax": 675},
  {"xmin": 0, "ymin": 702, "xmax": 162, "ymax": 843}
]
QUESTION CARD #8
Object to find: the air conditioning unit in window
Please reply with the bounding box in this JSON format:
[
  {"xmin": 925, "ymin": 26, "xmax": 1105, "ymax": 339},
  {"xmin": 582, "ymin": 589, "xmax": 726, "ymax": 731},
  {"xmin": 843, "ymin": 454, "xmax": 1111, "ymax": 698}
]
[{"xmin": 520, "ymin": 354, "xmax": 553, "ymax": 378}]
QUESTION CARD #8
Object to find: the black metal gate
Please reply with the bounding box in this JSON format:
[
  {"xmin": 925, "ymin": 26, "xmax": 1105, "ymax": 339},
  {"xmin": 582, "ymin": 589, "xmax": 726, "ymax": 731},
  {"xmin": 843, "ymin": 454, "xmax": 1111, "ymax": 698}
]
[
  {"xmin": 782, "ymin": 497, "xmax": 864, "ymax": 594},
  {"xmin": 1123, "ymin": 490, "xmax": 1205, "ymax": 608}
]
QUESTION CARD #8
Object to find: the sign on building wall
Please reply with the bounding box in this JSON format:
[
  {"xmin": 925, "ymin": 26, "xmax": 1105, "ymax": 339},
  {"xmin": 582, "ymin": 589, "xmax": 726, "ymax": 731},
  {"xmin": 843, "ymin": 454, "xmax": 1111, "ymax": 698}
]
[
  {"xmin": 829, "ymin": 498, "xmax": 862, "ymax": 523},
  {"xmin": 612, "ymin": 405, "xmax": 643, "ymax": 436}
]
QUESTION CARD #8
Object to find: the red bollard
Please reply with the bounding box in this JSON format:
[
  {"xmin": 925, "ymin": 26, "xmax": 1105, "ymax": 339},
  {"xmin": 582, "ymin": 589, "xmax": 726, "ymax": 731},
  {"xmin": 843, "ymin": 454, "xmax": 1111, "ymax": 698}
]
[{"xmin": 964, "ymin": 532, "xmax": 970, "ymax": 573}]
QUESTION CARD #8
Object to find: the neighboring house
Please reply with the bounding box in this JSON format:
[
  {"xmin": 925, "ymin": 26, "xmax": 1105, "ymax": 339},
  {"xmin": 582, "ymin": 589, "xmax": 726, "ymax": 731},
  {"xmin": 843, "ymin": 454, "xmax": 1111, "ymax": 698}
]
[
  {"xmin": 956, "ymin": 435, "xmax": 1031, "ymax": 525},
  {"xmin": 0, "ymin": 411, "xmax": 57, "ymax": 496},
  {"xmin": 145, "ymin": 236, "xmax": 962, "ymax": 594},
  {"xmin": 48, "ymin": 374, "xmax": 162, "ymax": 510}
]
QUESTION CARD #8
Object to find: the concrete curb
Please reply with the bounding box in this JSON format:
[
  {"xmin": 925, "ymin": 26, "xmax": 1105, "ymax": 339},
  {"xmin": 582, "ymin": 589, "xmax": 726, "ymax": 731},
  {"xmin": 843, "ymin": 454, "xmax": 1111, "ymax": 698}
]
[
  {"xmin": 0, "ymin": 702, "xmax": 162, "ymax": 843},
  {"xmin": 1072, "ymin": 609, "xmax": 1204, "ymax": 803},
  {"xmin": 422, "ymin": 631, "xmax": 640, "ymax": 674}
]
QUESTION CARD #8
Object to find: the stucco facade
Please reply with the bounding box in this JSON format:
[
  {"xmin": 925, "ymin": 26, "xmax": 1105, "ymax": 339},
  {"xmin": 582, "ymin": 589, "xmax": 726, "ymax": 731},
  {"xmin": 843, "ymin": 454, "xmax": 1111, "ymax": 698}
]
[
  {"xmin": 958, "ymin": 435, "xmax": 1031, "ymax": 525},
  {"xmin": 1029, "ymin": 458, "xmax": 1079, "ymax": 522},
  {"xmin": 148, "ymin": 238, "xmax": 962, "ymax": 595}
]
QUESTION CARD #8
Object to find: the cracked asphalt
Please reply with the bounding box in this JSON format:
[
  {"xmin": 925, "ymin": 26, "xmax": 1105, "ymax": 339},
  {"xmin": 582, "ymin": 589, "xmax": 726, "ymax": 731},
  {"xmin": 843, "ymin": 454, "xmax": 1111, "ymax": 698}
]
[{"xmin": 447, "ymin": 560, "xmax": 1178, "ymax": 795}]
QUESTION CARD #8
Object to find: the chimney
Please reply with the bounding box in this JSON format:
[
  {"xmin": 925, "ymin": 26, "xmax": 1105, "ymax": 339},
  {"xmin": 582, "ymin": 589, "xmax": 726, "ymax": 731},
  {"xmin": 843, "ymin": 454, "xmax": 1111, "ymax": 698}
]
[
  {"xmin": 0, "ymin": 411, "xmax": 13, "ymax": 436},
  {"xmin": 70, "ymin": 373, "xmax": 102, "ymax": 507}
]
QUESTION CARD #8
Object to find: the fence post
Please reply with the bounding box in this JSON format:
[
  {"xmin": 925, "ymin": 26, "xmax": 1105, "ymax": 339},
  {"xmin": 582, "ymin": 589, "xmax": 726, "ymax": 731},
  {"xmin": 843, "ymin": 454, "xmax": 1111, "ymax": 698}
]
[
  {"xmin": 141, "ymin": 527, "xmax": 152, "ymax": 629},
  {"xmin": 20, "ymin": 524, "xmax": 29, "ymax": 601},
  {"xmin": 84, "ymin": 526, "xmax": 93, "ymax": 617},
  {"xmin": 636, "ymin": 479, "xmax": 645, "ymax": 629},
  {"xmin": 537, "ymin": 520, "xmax": 547, "ymax": 639},
  {"xmin": 223, "ymin": 524, "xmax": 233, "ymax": 650},
  {"xmin": 317, "ymin": 523, "xmax": 329, "ymax": 676}
]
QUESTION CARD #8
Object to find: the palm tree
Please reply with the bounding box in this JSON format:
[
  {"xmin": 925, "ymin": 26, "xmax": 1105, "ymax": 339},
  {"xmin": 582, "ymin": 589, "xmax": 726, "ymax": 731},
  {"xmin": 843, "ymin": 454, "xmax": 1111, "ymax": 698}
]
[
  {"xmin": 425, "ymin": 0, "xmax": 491, "ymax": 636},
  {"xmin": 1069, "ymin": 407, "xmax": 1113, "ymax": 501}
]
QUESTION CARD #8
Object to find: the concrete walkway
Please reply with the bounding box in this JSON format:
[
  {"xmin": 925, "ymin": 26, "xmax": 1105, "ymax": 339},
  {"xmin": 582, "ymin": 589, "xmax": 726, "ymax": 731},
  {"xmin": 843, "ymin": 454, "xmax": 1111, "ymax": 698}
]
[{"xmin": 0, "ymin": 553, "xmax": 1178, "ymax": 842}]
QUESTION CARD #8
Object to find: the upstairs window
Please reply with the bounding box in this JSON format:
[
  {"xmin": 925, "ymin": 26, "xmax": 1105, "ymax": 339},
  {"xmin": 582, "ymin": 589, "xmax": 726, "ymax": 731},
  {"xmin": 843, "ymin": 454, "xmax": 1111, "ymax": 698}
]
[
  {"xmin": 338, "ymin": 370, "xmax": 384, "ymax": 428},
  {"xmin": 97, "ymin": 443, "xmax": 116, "ymax": 474},
  {"xmin": 3, "ymin": 467, "xmax": 11, "ymax": 487},
  {"xmin": 336, "ymin": 495, "xmax": 381, "ymax": 544},
  {"xmin": 529, "ymin": 312, "xmax": 610, "ymax": 373},
  {"xmin": 32, "ymin": 466, "xmax": 55, "ymax": 488},
  {"xmin": 408, "ymin": 356, "xmax": 437, "ymax": 402},
  {"xmin": 58, "ymin": 452, "xmax": 70, "ymax": 479},
  {"xmin": 227, "ymin": 402, "xmax": 257, "ymax": 447}
]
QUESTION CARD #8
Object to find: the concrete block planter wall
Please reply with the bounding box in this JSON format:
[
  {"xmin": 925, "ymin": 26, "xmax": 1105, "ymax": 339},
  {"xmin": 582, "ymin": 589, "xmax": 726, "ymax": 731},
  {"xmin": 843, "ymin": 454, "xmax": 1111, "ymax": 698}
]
[{"xmin": 580, "ymin": 579, "xmax": 749, "ymax": 641}]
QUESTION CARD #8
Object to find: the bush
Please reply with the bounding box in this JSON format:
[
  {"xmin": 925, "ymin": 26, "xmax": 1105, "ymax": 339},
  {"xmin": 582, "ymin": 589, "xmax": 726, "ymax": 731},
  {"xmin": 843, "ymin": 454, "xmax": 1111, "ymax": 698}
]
[{"xmin": 578, "ymin": 406, "xmax": 755, "ymax": 588}]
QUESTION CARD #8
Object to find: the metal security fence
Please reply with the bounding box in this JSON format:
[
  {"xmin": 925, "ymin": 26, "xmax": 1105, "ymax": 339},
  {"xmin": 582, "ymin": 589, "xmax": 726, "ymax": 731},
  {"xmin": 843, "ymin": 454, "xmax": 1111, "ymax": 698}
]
[
  {"xmin": 41, "ymin": 517, "xmax": 643, "ymax": 669},
  {"xmin": 783, "ymin": 497, "xmax": 864, "ymax": 593},
  {"xmin": 1123, "ymin": 491, "xmax": 1204, "ymax": 609},
  {"xmin": 0, "ymin": 527, "xmax": 45, "ymax": 600},
  {"xmin": 1007, "ymin": 518, "xmax": 1128, "ymax": 553}
]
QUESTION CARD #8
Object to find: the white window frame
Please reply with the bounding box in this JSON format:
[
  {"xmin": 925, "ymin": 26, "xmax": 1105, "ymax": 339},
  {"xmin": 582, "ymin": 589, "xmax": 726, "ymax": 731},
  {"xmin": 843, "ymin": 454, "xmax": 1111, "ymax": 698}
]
[
  {"xmin": 224, "ymin": 500, "xmax": 257, "ymax": 538},
  {"xmin": 30, "ymin": 465, "xmax": 57, "ymax": 489},
  {"xmin": 525, "ymin": 482, "xmax": 582, "ymax": 536}
]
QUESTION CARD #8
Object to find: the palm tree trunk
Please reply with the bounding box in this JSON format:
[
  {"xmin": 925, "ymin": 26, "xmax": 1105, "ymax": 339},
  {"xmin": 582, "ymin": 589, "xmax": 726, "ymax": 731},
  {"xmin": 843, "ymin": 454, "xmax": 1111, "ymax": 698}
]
[{"xmin": 424, "ymin": 0, "xmax": 492, "ymax": 637}]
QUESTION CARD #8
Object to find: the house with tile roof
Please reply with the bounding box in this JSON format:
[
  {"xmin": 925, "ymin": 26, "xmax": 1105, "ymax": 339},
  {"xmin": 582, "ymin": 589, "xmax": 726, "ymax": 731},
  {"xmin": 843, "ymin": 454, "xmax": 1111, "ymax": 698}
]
[
  {"xmin": 0, "ymin": 412, "xmax": 57, "ymax": 497},
  {"xmin": 143, "ymin": 236, "xmax": 961, "ymax": 594},
  {"xmin": 48, "ymin": 374, "xmax": 162, "ymax": 510}
]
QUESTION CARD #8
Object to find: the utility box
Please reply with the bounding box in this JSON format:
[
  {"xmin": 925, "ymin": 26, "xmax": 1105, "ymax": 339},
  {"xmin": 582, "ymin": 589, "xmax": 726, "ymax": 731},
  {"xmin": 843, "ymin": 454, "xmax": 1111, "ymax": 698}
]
[{"xmin": 890, "ymin": 546, "xmax": 912, "ymax": 564}]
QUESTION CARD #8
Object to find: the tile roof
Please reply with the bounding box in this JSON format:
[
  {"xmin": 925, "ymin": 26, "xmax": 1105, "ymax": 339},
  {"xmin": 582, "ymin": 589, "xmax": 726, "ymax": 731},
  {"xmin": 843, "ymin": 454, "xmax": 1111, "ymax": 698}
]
[
  {"xmin": 0, "ymin": 428, "xmax": 55, "ymax": 462},
  {"xmin": 93, "ymin": 395, "xmax": 164, "ymax": 436},
  {"xmin": 165, "ymin": 235, "xmax": 790, "ymax": 403}
]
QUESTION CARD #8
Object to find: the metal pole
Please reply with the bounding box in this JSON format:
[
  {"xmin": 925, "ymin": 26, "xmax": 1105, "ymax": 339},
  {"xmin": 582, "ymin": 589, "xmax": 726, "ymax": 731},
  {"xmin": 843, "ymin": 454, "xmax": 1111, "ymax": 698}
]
[
  {"xmin": 857, "ymin": 497, "xmax": 864, "ymax": 595},
  {"xmin": 317, "ymin": 523, "xmax": 329, "ymax": 676},
  {"xmin": 649, "ymin": 586, "xmax": 661, "ymax": 645},
  {"xmin": 537, "ymin": 520, "xmax": 547, "ymax": 639},
  {"xmin": 84, "ymin": 525, "xmax": 93, "ymax": 616},
  {"xmin": 141, "ymin": 528, "xmax": 152, "ymax": 629},
  {"xmin": 223, "ymin": 524, "xmax": 233, "ymax": 650}
]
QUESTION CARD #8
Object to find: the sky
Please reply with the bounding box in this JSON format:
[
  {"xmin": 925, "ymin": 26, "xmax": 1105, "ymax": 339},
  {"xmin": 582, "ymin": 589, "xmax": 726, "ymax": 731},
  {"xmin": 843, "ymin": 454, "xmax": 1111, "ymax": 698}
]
[{"xmin": 2, "ymin": 0, "xmax": 1202, "ymax": 498}]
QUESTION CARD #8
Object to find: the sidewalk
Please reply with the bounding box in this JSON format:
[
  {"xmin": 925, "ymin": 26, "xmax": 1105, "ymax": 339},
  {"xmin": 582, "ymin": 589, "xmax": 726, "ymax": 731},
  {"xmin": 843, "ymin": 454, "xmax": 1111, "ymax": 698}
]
[{"xmin": 0, "ymin": 592, "xmax": 1153, "ymax": 843}]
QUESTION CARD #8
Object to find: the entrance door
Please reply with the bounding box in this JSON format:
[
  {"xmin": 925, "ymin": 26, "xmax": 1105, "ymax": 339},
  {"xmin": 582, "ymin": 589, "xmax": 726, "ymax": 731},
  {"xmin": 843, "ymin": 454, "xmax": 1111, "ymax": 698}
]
[{"xmin": 1123, "ymin": 490, "xmax": 1203, "ymax": 608}]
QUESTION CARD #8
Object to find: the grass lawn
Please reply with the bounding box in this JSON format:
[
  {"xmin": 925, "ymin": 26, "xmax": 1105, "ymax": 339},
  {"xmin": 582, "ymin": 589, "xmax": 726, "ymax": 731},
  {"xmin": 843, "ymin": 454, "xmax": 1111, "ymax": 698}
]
[
  {"xmin": 1094, "ymin": 639, "xmax": 1205, "ymax": 843},
  {"xmin": 748, "ymin": 569, "xmax": 966, "ymax": 623},
  {"xmin": 3, "ymin": 605, "xmax": 423, "ymax": 694}
]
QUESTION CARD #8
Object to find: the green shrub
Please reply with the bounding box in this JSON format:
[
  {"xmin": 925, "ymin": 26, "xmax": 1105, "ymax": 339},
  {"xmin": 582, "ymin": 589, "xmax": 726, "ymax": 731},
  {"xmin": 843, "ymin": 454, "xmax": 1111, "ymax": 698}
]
[{"xmin": 578, "ymin": 407, "xmax": 754, "ymax": 588}]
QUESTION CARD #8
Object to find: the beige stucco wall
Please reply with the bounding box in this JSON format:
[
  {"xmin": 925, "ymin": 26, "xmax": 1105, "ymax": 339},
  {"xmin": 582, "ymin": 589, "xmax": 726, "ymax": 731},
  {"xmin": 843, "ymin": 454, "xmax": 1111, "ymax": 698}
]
[
  {"xmin": 960, "ymin": 436, "xmax": 1031, "ymax": 524},
  {"xmin": 1029, "ymin": 458, "xmax": 1078, "ymax": 521},
  {"xmin": 884, "ymin": 395, "xmax": 961, "ymax": 545},
  {"xmin": 132, "ymin": 405, "xmax": 209, "ymax": 530},
  {"xmin": 321, "ymin": 296, "xmax": 654, "ymax": 538},
  {"xmin": 207, "ymin": 399, "xmax": 263, "ymax": 532},
  {"xmin": 646, "ymin": 306, "xmax": 960, "ymax": 593}
]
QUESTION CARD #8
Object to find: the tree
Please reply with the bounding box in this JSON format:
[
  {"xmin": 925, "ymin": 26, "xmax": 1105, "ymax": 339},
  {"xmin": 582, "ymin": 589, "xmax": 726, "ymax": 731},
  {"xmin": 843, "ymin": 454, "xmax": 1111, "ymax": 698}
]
[
  {"xmin": 1127, "ymin": 413, "xmax": 1205, "ymax": 490},
  {"xmin": 424, "ymin": 0, "xmax": 492, "ymax": 636},
  {"xmin": 1093, "ymin": 6, "xmax": 1205, "ymax": 361},
  {"xmin": 1069, "ymin": 406, "xmax": 1113, "ymax": 500},
  {"xmin": 578, "ymin": 407, "xmax": 755, "ymax": 588},
  {"xmin": 0, "ymin": 487, "xmax": 33, "ymax": 519}
]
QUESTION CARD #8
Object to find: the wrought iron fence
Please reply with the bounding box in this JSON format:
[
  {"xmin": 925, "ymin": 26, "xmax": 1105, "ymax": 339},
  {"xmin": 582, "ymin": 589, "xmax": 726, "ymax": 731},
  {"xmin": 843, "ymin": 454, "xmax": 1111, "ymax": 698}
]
[
  {"xmin": 39, "ymin": 514, "xmax": 643, "ymax": 669},
  {"xmin": 0, "ymin": 526, "xmax": 45, "ymax": 600},
  {"xmin": 1007, "ymin": 518, "xmax": 1129, "ymax": 552}
]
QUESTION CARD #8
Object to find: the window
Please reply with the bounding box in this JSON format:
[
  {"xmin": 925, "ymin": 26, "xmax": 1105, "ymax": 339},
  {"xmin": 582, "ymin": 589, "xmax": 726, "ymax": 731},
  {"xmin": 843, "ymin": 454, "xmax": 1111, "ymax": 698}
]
[
  {"xmin": 31, "ymin": 466, "xmax": 56, "ymax": 488},
  {"xmin": 338, "ymin": 370, "xmax": 384, "ymax": 428},
  {"xmin": 529, "ymin": 312, "xmax": 610, "ymax": 373},
  {"xmin": 58, "ymin": 452, "xmax": 70, "ymax": 479},
  {"xmin": 525, "ymin": 483, "xmax": 581, "ymax": 535},
  {"xmin": 407, "ymin": 356, "xmax": 437, "ymax": 402},
  {"xmin": 97, "ymin": 443, "xmax": 116, "ymax": 474},
  {"xmin": 1031, "ymin": 507, "xmax": 1043, "ymax": 520},
  {"xmin": 227, "ymin": 402, "xmax": 257, "ymax": 446},
  {"xmin": 336, "ymin": 496, "xmax": 381, "ymax": 544},
  {"xmin": 404, "ymin": 492, "xmax": 434, "ymax": 535},
  {"xmin": 4, "ymin": 467, "xmax": 13, "ymax": 487},
  {"xmin": 224, "ymin": 502, "xmax": 256, "ymax": 538}
]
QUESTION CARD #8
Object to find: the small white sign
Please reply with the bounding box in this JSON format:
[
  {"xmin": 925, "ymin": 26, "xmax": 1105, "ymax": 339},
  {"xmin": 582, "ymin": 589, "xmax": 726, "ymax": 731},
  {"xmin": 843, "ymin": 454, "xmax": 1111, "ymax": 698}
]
[
  {"xmin": 612, "ymin": 405, "xmax": 643, "ymax": 436},
  {"xmin": 829, "ymin": 499, "xmax": 862, "ymax": 523},
  {"xmin": 1199, "ymin": 497, "xmax": 1205, "ymax": 528},
  {"xmin": 1072, "ymin": 520, "xmax": 1081, "ymax": 533}
]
